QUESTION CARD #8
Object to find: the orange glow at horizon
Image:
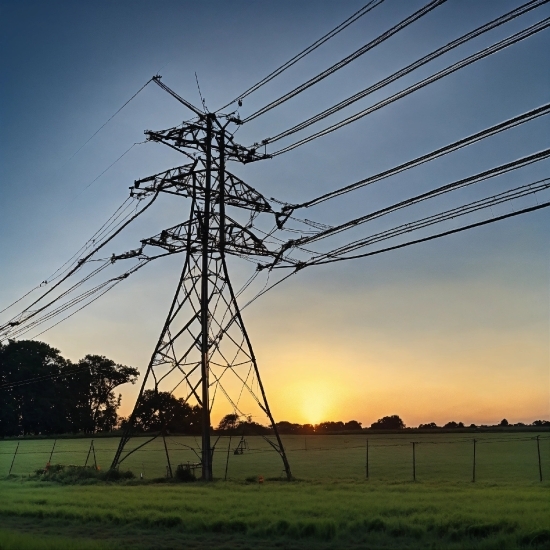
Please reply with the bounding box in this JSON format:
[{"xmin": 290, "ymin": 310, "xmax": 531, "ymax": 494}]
[{"xmin": 66, "ymin": 270, "xmax": 548, "ymax": 428}]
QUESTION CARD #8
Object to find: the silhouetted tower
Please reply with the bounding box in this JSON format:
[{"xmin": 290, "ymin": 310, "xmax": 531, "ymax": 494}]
[{"xmin": 110, "ymin": 79, "xmax": 291, "ymax": 480}]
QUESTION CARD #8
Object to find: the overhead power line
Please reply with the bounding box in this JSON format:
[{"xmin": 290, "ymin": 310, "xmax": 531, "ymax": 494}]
[
  {"xmin": 3, "ymin": 260, "xmax": 150, "ymax": 342},
  {"xmin": 0, "ymin": 193, "xmax": 160, "ymax": 336},
  {"xmin": 0, "ymin": 196, "xmax": 139, "ymax": 320},
  {"xmin": 242, "ymin": 0, "xmax": 447, "ymax": 123},
  {"xmin": 286, "ymin": 103, "xmax": 550, "ymax": 210},
  {"xmin": 271, "ymin": 16, "xmax": 550, "ymax": 156},
  {"xmin": 291, "ymin": 148, "xmax": 550, "ymax": 246},
  {"xmin": 263, "ymin": 0, "xmax": 549, "ymax": 145},
  {"xmin": 0, "ymin": 365, "xmax": 92, "ymax": 390},
  {"xmin": 216, "ymin": 0, "xmax": 385, "ymax": 112},
  {"xmin": 66, "ymin": 78, "xmax": 153, "ymax": 163},
  {"xmin": 298, "ymin": 200, "xmax": 550, "ymax": 268},
  {"xmin": 294, "ymin": 178, "xmax": 550, "ymax": 266}
]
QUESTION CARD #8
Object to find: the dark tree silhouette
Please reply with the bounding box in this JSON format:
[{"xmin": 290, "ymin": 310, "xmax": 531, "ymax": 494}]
[
  {"xmin": 129, "ymin": 390, "xmax": 202, "ymax": 433},
  {"xmin": 69, "ymin": 355, "xmax": 138, "ymax": 432},
  {"xmin": 443, "ymin": 421, "xmax": 465, "ymax": 429},
  {"xmin": 0, "ymin": 340, "xmax": 137, "ymax": 436},
  {"xmin": 370, "ymin": 415, "xmax": 405, "ymax": 430},
  {"xmin": 217, "ymin": 413, "xmax": 239, "ymax": 431},
  {"xmin": 0, "ymin": 340, "xmax": 73, "ymax": 435},
  {"xmin": 344, "ymin": 420, "xmax": 362, "ymax": 431}
]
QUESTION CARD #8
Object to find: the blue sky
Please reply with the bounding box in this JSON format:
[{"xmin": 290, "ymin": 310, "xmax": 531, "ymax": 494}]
[{"xmin": 1, "ymin": 0, "xmax": 548, "ymax": 426}]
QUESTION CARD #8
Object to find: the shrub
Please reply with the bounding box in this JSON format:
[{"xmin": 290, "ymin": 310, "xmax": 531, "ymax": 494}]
[
  {"xmin": 33, "ymin": 464, "xmax": 134, "ymax": 484},
  {"xmin": 175, "ymin": 464, "xmax": 196, "ymax": 482}
]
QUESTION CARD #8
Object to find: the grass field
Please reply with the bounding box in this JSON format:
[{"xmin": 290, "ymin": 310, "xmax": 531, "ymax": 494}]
[
  {"xmin": 1, "ymin": 433, "xmax": 549, "ymax": 482},
  {"xmin": 0, "ymin": 433, "xmax": 548, "ymax": 549}
]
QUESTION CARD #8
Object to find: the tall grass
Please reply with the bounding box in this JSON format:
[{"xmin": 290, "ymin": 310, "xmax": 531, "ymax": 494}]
[
  {"xmin": 1, "ymin": 433, "xmax": 548, "ymax": 482},
  {"xmin": 1, "ymin": 433, "xmax": 548, "ymax": 548},
  {"xmin": 0, "ymin": 528, "xmax": 111, "ymax": 550},
  {"xmin": 0, "ymin": 478, "xmax": 548, "ymax": 548}
]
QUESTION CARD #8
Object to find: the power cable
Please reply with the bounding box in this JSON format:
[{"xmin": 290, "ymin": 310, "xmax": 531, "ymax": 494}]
[
  {"xmin": 291, "ymin": 148, "xmax": 550, "ymax": 247},
  {"xmin": 1, "ymin": 153, "xmax": 148, "ymax": 321},
  {"xmin": 66, "ymin": 78, "xmax": 153, "ymax": 163},
  {"xmin": 4, "ymin": 260, "xmax": 150, "ymax": 342},
  {"xmin": 0, "ymin": 365, "xmax": 93, "ymax": 390},
  {"xmin": 295, "ymin": 179, "xmax": 550, "ymax": 265},
  {"xmin": 242, "ymin": 0, "xmax": 447, "ymax": 123},
  {"xmin": 298, "ymin": 200, "xmax": 550, "ymax": 268},
  {"xmin": 262, "ymin": 0, "xmax": 549, "ymax": 145},
  {"xmin": 286, "ymin": 103, "xmax": 550, "ymax": 211},
  {"xmin": 75, "ymin": 141, "xmax": 146, "ymax": 197},
  {"xmin": 271, "ymin": 17, "xmax": 550, "ymax": 155},
  {"xmin": 216, "ymin": 0, "xmax": 386, "ymax": 111},
  {"xmin": 0, "ymin": 191, "xmax": 160, "ymax": 334}
]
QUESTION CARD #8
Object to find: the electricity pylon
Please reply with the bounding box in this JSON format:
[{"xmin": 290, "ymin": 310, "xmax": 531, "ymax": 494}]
[{"xmin": 110, "ymin": 81, "xmax": 292, "ymax": 481}]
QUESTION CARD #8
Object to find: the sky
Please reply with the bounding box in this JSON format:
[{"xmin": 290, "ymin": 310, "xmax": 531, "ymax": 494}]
[{"xmin": 0, "ymin": 0, "xmax": 549, "ymax": 428}]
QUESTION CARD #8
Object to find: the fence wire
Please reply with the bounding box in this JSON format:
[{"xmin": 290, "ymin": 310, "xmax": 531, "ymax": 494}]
[{"xmin": 1, "ymin": 434, "xmax": 548, "ymax": 482}]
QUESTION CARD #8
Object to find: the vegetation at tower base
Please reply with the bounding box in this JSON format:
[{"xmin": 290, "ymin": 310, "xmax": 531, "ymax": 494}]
[
  {"xmin": 0, "ymin": 340, "xmax": 138, "ymax": 436},
  {"xmin": 121, "ymin": 390, "xmax": 202, "ymax": 434}
]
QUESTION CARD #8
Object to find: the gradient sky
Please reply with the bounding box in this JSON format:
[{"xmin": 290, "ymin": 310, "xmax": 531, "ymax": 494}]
[{"xmin": 1, "ymin": 0, "xmax": 548, "ymax": 427}]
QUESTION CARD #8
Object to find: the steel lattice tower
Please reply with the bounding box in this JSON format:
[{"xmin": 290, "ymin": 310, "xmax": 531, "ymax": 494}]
[{"xmin": 110, "ymin": 91, "xmax": 292, "ymax": 481}]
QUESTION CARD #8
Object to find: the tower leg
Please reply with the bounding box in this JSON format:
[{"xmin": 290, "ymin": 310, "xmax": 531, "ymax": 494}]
[{"xmin": 221, "ymin": 256, "xmax": 293, "ymax": 481}]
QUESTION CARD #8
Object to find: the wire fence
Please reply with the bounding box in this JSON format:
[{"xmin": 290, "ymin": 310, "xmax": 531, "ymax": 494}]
[{"xmin": 0, "ymin": 433, "xmax": 548, "ymax": 483}]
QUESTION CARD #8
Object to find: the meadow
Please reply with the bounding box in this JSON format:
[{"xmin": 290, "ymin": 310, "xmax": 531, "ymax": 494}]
[{"xmin": 0, "ymin": 433, "xmax": 548, "ymax": 549}]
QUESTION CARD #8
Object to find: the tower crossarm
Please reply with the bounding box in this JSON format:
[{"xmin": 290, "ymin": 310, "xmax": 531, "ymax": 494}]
[
  {"xmin": 139, "ymin": 216, "xmax": 275, "ymax": 258},
  {"xmin": 146, "ymin": 122, "xmax": 270, "ymax": 164},
  {"xmin": 140, "ymin": 219, "xmax": 201, "ymax": 255},
  {"xmin": 133, "ymin": 164, "xmax": 273, "ymax": 213},
  {"xmin": 223, "ymin": 215, "xmax": 274, "ymax": 257}
]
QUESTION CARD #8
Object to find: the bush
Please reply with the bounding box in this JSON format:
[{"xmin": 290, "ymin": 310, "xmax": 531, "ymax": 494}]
[
  {"xmin": 175, "ymin": 464, "xmax": 196, "ymax": 482},
  {"xmin": 33, "ymin": 464, "xmax": 134, "ymax": 484}
]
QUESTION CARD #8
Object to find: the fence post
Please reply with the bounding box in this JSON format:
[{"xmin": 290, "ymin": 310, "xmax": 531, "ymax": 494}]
[
  {"xmin": 48, "ymin": 439, "xmax": 57, "ymax": 464},
  {"xmin": 412, "ymin": 442, "xmax": 416, "ymax": 482},
  {"xmin": 162, "ymin": 434, "xmax": 173, "ymax": 478},
  {"xmin": 472, "ymin": 439, "xmax": 476, "ymax": 482},
  {"xmin": 366, "ymin": 438, "xmax": 369, "ymax": 480},
  {"xmin": 92, "ymin": 441, "xmax": 98, "ymax": 470},
  {"xmin": 224, "ymin": 435, "xmax": 232, "ymax": 481},
  {"xmin": 8, "ymin": 442, "xmax": 19, "ymax": 475},
  {"xmin": 84, "ymin": 439, "xmax": 93, "ymax": 467},
  {"xmin": 536, "ymin": 435, "xmax": 542, "ymax": 482}
]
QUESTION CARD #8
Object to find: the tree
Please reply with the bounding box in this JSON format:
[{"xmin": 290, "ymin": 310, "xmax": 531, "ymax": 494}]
[
  {"xmin": 316, "ymin": 421, "xmax": 345, "ymax": 433},
  {"xmin": 0, "ymin": 340, "xmax": 71, "ymax": 436},
  {"xmin": 217, "ymin": 413, "xmax": 239, "ymax": 431},
  {"xmin": 73, "ymin": 355, "xmax": 138, "ymax": 432},
  {"xmin": 0, "ymin": 341, "xmax": 138, "ymax": 436},
  {"xmin": 499, "ymin": 418, "xmax": 509, "ymax": 427},
  {"xmin": 130, "ymin": 390, "xmax": 202, "ymax": 433},
  {"xmin": 443, "ymin": 421, "xmax": 464, "ymax": 429},
  {"xmin": 274, "ymin": 421, "xmax": 300, "ymax": 434},
  {"xmin": 370, "ymin": 415, "xmax": 405, "ymax": 430},
  {"xmin": 344, "ymin": 420, "xmax": 362, "ymax": 431},
  {"xmin": 418, "ymin": 422, "xmax": 438, "ymax": 429}
]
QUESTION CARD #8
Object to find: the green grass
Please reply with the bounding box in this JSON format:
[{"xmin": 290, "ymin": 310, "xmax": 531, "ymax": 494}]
[
  {"xmin": 0, "ymin": 527, "xmax": 111, "ymax": 550},
  {"xmin": 1, "ymin": 433, "xmax": 548, "ymax": 482},
  {"xmin": 0, "ymin": 434, "xmax": 548, "ymax": 548},
  {"xmin": 0, "ymin": 478, "xmax": 549, "ymax": 549}
]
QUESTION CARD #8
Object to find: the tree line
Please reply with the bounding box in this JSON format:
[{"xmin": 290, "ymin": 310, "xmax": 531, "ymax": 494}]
[
  {"xmin": 217, "ymin": 414, "xmax": 549, "ymax": 435},
  {"xmin": 1, "ymin": 340, "xmax": 547, "ymax": 437},
  {"xmin": 0, "ymin": 340, "xmax": 138, "ymax": 436}
]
